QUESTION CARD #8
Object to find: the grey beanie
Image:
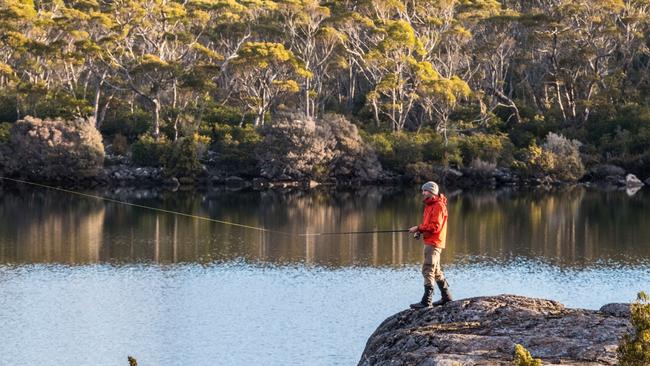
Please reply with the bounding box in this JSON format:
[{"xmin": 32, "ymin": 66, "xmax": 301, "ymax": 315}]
[{"xmin": 421, "ymin": 181, "xmax": 439, "ymax": 195}]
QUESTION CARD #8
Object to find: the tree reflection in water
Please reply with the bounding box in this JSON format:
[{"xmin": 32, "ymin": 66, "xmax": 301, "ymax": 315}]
[{"xmin": 0, "ymin": 184, "xmax": 648, "ymax": 267}]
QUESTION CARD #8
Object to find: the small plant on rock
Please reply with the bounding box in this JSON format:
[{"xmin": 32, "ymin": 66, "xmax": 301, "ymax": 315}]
[
  {"xmin": 513, "ymin": 344, "xmax": 542, "ymax": 366},
  {"xmin": 617, "ymin": 291, "xmax": 650, "ymax": 365},
  {"xmin": 127, "ymin": 355, "xmax": 137, "ymax": 366}
]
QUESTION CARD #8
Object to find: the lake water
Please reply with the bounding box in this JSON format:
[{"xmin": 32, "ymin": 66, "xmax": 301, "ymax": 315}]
[{"xmin": 0, "ymin": 183, "xmax": 649, "ymax": 365}]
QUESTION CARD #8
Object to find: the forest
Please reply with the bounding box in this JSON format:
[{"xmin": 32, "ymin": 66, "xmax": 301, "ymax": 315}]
[{"xmin": 1, "ymin": 0, "xmax": 649, "ymax": 183}]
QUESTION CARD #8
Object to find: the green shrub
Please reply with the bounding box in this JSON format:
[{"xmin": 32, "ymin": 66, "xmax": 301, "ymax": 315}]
[
  {"xmin": 0, "ymin": 122, "xmax": 12, "ymax": 171},
  {"xmin": 617, "ymin": 291, "xmax": 650, "ymax": 366},
  {"xmin": 509, "ymin": 127, "xmax": 536, "ymax": 149},
  {"xmin": 459, "ymin": 133, "xmax": 512, "ymax": 167},
  {"xmin": 1, "ymin": 116, "xmax": 104, "ymax": 181},
  {"xmin": 15, "ymin": 83, "xmax": 93, "ymax": 119},
  {"xmin": 589, "ymin": 104, "xmax": 650, "ymax": 150},
  {"xmin": 513, "ymin": 344, "xmax": 542, "ymax": 366},
  {"xmin": 101, "ymin": 108, "xmax": 152, "ymax": 139},
  {"xmin": 366, "ymin": 132, "xmax": 423, "ymax": 174},
  {"xmin": 542, "ymin": 132, "xmax": 585, "ymax": 181},
  {"xmin": 162, "ymin": 136, "xmax": 203, "ymax": 178},
  {"xmin": 517, "ymin": 143, "xmax": 556, "ymax": 177},
  {"xmin": 392, "ymin": 134, "xmax": 424, "ymax": 167},
  {"xmin": 365, "ymin": 132, "xmax": 392, "ymax": 156},
  {"xmin": 508, "ymin": 118, "xmax": 559, "ymax": 148},
  {"xmin": 0, "ymin": 122, "xmax": 11, "ymax": 144},
  {"xmin": 0, "ymin": 91, "xmax": 18, "ymax": 122},
  {"xmin": 366, "ymin": 133, "xmax": 398, "ymax": 172},
  {"xmin": 515, "ymin": 133, "xmax": 585, "ymax": 181},
  {"xmin": 131, "ymin": 135, "xmax": 170, "ymax": 167},
  {"xmin": 439, "ymin": 136, "xmax": 463, "ymax": 167},
  {"xmin": 579, "ymin": 143, "xmax": 601, "ymax": 170},
  {"xmin": 365, "ymin": 131, "xmax": 464, "ymax": 174},
  {"xmin": 193, "ymin": 133, "xmax": 211, "ymax": 158},
  {"xmin": 588, "ymin": 104, "xmax": 650, "ymax": 174},
  {"xmin": 405, "ymin": 162, "xmax": 435, "ymax": 183},
  {"xmin": 211, "ymin": 123, "xmax": 262, "ymax": 176},
  {"xmin": 203, "ymin": 103, "xmax": 244, "ymax": 126},
  {"xmin": 422, "ymin": 133, "xmax": 461, "ymax": 167}
]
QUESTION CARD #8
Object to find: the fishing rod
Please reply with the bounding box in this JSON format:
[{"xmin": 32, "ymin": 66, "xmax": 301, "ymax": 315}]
[
  {"xmin": 0, "ymin": 176, "xmax": 412, "ymax": 237},
  {"xmin": 300, "ymin": 229, "xmax": 410, "ymax": 237}
]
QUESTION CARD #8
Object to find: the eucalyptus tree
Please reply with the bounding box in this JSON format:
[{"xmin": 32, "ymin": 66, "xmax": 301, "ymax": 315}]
[
  {"xmin": 0, "ymin": 0, "xmax": 56, "ymax": 118},
  {"xmin": 102, "ymin": 0, "xmax": 203, "ymax": 139},
  {"xmin": 0, "ymin": 0, "xmax": 99, "ymax": 118},
  {"xmin": 327, "ymin": 1, "xmax": 371, "ymax": 113},
  {"xmin": 514, "ymin": 0, "xmax": 635, "ymax": 124},
  {"xmin": 189, "ymin": 0, "xmax": 284, "ymax": 118},
  {"xmin": 415, "ymin": 60, "xmax": 470, "ymax": 142},
  {"xmin": 552, "ymin": 0, "xmax": 626, "ymax": 124},
  {"xmin": 415, "ymin": 0, "xmax": 501, "ymax": 132},
  {"xmin": 229, "ymin": 41, "xmax": 309, "ymax": 126},
  {"xmin": 364, "ymin": 19, "xmax": 429, "ymax": 131},
  {"xmin": 337, "ymin": 0, "xmax": 428, "ymax": 130},
  {"xmin": 0, "ymin": 0, "xmax": 38, "ymax": 117},
  {"xmin": 472, "ymin": 13, "xmax": 522, "ymax": 125},
  {"xmin": 0, "ymin": 0, "xmax": 37, "ymax": 78},
  {"xmin": 276, "ymin": 0, "xmax": 343, "ymax": 118},
  {"xmin": 44, "ymin": 1, "xmax": 124, "ymax": 122},
  {"xmin": 0, "ymin": 0, "xmax": 122, "ymax": 124},
  {"xmin": 606, "ymin": 0, "xmax": 650, "ymax": 105}
]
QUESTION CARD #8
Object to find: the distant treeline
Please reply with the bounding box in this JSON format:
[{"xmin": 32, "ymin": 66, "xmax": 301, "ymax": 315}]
[{"xmin": 0, "ymin": 0, "xmax": 649, "ymax": 180}]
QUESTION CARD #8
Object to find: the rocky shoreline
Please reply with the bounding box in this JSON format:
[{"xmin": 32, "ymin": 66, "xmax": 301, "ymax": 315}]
[
  {"xmin": 1, "ymin": 150, "xmax": 648, "ymax": 192},
  {"xmin": 8, "ymin": 152, "xmax": 643, "ymax": 192},
  {"xmin": 358, "ymin": 295, "xmax": 632, "ymax": 366},
  {"xmin": 92, "ymin": 159, "xmax": 650, "ymax": 194}
]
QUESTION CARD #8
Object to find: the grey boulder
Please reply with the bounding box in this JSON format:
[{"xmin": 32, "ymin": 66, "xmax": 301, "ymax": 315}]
[{"xmin": 358, "ymin": 295, "xmax": 632, "ymax": 366}]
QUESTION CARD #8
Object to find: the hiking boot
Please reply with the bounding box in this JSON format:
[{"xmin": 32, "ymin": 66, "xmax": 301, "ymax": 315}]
[
  {"xmin": 410, "ymin": 285, "xmax": 434, "ymax": 309},
  {"xmin": 431, "ymin": 279, "xmax": 452, "ymax": 306}
]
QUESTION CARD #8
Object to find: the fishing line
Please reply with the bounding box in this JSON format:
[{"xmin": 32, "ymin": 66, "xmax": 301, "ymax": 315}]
[
  {"xmin": 0, "ymin": 176, "xmax": 409, "ymax": 237},
  {"xmin": 1, "ymin": 176, "xmax": 293, "ymax": 236}
]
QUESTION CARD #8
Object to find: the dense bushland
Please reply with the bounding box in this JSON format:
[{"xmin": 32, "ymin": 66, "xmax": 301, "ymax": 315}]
[{"xmin": 1, "ymin": 0, "xmax": 649, "ymax": 182}]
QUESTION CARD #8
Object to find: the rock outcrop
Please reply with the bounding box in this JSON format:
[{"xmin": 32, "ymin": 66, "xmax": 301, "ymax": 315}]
[
  {"xmin": 359, "ymin": 295, "xmax": 632, "ymax": 366},
  {"xmin": 588, "ymin": 164, "xmax": 626, "ymax": 182},
  {"xmin": 625, "ymin": 174, "xmax": 644, "ymax": 188}
]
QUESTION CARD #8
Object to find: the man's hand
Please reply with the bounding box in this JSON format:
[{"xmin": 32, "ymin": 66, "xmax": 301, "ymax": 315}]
[{"xmin": 409, "ymin": 226, "xmax": 419, "ymax": 233}]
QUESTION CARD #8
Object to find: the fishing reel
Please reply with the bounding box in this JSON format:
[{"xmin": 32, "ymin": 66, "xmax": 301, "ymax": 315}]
[{"xmin": 412, "ymin": 231, "xmax": 422, "ymax": 240}]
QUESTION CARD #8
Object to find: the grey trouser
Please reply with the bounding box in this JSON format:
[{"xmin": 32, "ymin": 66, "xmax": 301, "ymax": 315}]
[{"xmin": 422, "ymin": 245, "xmax": 445, "ymax": 287}]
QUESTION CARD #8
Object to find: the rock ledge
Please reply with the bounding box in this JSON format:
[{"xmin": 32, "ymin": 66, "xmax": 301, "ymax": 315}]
[{"xmin": 359, "ymin": 295, "xmax": 632, "ymax": 366}]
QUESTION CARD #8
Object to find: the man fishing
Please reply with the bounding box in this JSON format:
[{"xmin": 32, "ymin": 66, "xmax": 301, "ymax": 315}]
[{"xmin": 408, "ymin": 181, "xmax": 453, "ymax": 309}]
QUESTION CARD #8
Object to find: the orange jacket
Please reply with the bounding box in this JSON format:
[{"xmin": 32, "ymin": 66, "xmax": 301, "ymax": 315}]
[{"xmin": 418, "ymin": 194, "xmax": 448, "ymax": 248}]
